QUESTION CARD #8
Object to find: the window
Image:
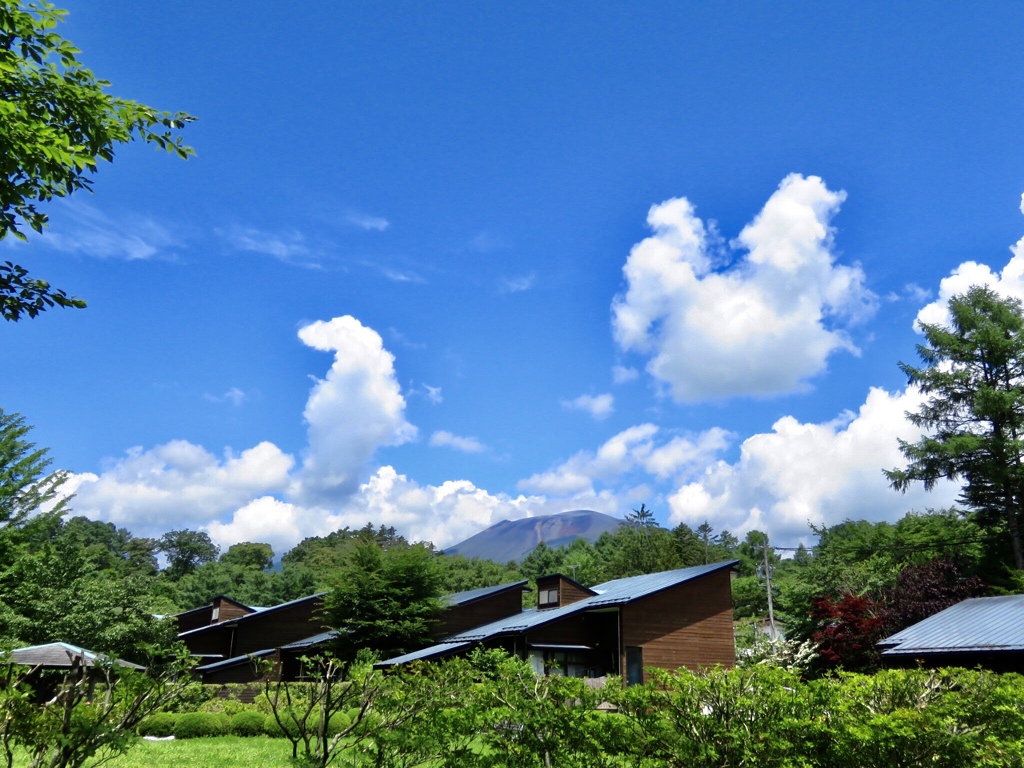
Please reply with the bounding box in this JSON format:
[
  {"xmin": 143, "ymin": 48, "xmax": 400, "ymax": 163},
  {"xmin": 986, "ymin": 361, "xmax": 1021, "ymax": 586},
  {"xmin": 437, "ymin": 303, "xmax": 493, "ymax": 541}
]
[
  {"xmin": 529, "ymin": 649, "xmax": 587, "ymax": 677},
  {"xmin": 537, "ymin": 588, "xmax": 558, "ymax": 607}
]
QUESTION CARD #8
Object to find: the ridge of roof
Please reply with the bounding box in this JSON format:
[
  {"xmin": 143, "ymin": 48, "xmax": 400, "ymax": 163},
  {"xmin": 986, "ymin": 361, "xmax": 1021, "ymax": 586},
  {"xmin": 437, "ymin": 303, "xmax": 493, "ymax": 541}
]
[
  {"xmin": 178, "ymin": 592, "xmax": 328, "ymax": 637},
  {"xmin": 442, "ymin": 580, "xmax": 529, "ymax": 607}
]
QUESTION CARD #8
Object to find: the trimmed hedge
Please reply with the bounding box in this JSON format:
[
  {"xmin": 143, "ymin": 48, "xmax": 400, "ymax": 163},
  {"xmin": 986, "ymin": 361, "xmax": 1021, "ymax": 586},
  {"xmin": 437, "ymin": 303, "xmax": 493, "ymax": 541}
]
[
  {"xmin": 174, "ymin": 711, "xmax": 230, "ymax": 739},
  {"xmin": 137, "ymin": 712, "xmax": 177, "ymax": 737},
  {"xmin": 231, "ymin": 711, "xmax": 267, "ymax": 737}
]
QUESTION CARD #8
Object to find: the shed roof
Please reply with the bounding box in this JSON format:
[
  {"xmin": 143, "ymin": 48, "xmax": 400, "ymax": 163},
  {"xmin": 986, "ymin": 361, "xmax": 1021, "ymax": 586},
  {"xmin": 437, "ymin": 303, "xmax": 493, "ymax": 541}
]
[
  {"xmin": 442, "ymin": 580, "xmax": 529, "ymax": 607},
  {"xmin": 5, "ymin": 642, "xmax": 143, "ymax": 670},
  {"xmin": 194, "ymin": 648, "xmax": 277, "ymax": 673},
  {"xmin": 880, "ymin": 594, "xmax": 1024, "ymax": 656},
  {"xmin": 378, "ymin": 560, "xmax": 737, "ymax": 666},
  {"xmin": 178, "ymin": 592, "xmax": 327, "ymax": 638}
]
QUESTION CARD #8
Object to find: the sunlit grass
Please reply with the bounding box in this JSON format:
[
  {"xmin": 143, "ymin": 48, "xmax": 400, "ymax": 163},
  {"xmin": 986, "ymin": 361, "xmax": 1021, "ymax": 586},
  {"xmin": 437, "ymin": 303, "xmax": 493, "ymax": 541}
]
[
  {"xmin": 10, "ymin": 736, "xmax": 296, "ymax": 768},
  {"xmin": 107, "ymin": 737, "xmax": 294, "ymax": 768}
]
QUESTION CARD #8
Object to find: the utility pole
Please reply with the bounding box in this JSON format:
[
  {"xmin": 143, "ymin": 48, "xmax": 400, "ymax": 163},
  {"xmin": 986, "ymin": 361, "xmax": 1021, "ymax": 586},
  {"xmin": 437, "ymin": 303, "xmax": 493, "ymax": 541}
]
[{"xmin": 763, "ymin": 542, "xmax": 777, "ymax": 639}]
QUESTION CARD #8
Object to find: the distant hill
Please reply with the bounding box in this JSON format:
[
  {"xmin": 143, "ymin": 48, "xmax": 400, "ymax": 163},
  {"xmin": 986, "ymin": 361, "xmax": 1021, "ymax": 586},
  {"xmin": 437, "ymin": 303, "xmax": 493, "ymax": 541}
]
[{"xmin": 444, "ymin": 510, "xmax": 624, "ymax": 563}]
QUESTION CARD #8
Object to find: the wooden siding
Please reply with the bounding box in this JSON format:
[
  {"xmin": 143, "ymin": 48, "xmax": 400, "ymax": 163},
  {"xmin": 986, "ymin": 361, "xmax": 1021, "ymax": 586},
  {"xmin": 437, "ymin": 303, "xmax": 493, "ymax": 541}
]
[
  {"xmin": 620, "ymin": 568, "xmax": 735, "ymax": 682},
  {"xmin": 437, "ymin": 589, "xmax": 524, "ymax": 639},
  {"xmin": 178, "ymin": 596, "xmax": 327, "ymax": 660},
  {"xmin": 535, "ymin": 574, "xmax": 595, "ymax": 610},
  {"xmin": 213, "ymin": 597, "xmax": 253, "ymax": 623},
  {"xmin": 232, "ymin": 598, "xmax": 326, "ymax": 656}
]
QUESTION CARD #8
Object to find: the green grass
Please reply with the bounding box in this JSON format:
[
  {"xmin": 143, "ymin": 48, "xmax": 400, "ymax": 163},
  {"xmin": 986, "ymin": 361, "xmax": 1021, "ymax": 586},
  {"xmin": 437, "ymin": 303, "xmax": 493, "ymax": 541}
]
[{"xmin": 11, "ymin": 736, "xmax": 296, "ymax": 768}]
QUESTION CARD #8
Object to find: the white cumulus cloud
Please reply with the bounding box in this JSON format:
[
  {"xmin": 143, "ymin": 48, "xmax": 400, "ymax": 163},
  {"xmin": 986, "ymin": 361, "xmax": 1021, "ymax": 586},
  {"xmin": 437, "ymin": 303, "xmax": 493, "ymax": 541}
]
[
  {"xmin": 612, "ymin": 174, "xmax": 877, "ymax": 402},
  {"xmin": 430, "ymin": 430, "xmax": 487, "ymax": 453},
  {"xmin": 295, "ymin": 316, "xmax": 417, "ymax": 503},
  {"xmin": 519, "ymin": 424, "xmax": 730, "ymax": 496},
  {"xmin": 915, "ymin": 234, "xmax": 1024, "ymax": 329},
  {"xmin": 561, "ymin": 393, "xmax": 614, "ymax": 420},
  {"xmin": 666, "ymin": 386, "xmax": 960, "ymax": 544},
  {"xmin": 67, "ymin": 441, "xmax": 294, "ymax": 536}
]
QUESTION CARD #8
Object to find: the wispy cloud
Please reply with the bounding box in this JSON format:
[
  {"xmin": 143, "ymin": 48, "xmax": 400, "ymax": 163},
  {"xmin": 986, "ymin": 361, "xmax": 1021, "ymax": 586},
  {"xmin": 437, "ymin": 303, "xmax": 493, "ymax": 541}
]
[
  {"xmin": 388, "ymin": 327, "xmax": 427, "ymax": 350},
  {"xmin": 380, "ymin": 267, "xmax": 427, "ymax": 283},
  {"xmin": 219, "ymin": 226, "xmax": 321, "ymax": 269},
  {"xmin": 500, "ymin": 272, "xmax": 536, "ymax": 293},
  {"xmin": 346, "ymin": 211, "xmax": 390, "ymax": 232},
  {"xmin": 430, "ymin": 430, "xmax": 486, "ymax": 453},
  {"xmin": 203, "ymin": 387, "xmax": 249, "ymax": 407},
  {"xmin": 469, "ymin": 231, "xmax": 510, "ymax": 253},
  {"xmin": 612, "ymin": 365, "xmax": 639, "ymax": 384},
  {"xmin": 37, "ymin": 201, "xmax": 179, "ymax": 261},
  {"xmin": 561, "ymin": 393, "xmax": 615, "ymax": 420}
]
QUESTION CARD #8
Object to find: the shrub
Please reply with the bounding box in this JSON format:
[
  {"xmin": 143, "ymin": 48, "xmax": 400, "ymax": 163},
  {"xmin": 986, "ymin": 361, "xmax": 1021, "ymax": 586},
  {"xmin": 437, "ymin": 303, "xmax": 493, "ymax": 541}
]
[
  {"xmin": 231, "ymin": 711, "xmax": 267, "ymax": 737},
  {"xmin": 137, "ymin": 712, "xmax": 177, "ymax": 737},
  {"xmin": 173, "ymin": 711, "xmax": 229, "ymax": 739},
  {"xmin": 264, "ymin": 711, "xmax": 302, "ymax": 738},
  {"xmin": 199, "ymin": 698, "xmax": 249, "ymax": 717}
]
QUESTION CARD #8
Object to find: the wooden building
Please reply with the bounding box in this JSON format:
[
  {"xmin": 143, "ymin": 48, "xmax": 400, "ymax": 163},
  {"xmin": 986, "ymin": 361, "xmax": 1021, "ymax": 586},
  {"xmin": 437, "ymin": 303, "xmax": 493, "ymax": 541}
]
[{"xmin": 378, "ymin": 560, "xmax": 738, "ymax": 684}]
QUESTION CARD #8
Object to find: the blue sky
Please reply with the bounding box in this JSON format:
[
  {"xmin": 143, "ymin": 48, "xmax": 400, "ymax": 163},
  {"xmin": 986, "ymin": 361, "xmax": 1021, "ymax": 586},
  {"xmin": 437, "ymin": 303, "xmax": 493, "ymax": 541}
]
[{"xmin": 4, "ymin": 2, "xmax": 1024, "ymax": 555}]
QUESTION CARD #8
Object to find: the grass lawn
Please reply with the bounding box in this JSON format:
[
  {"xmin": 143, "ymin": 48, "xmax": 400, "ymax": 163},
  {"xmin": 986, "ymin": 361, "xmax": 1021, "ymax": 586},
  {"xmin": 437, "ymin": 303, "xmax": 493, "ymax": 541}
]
[
  {"xmin": 11, "ymin": 736, "xmax": 297, "ymax": 768},
  {"xmin": 108, "ymin": 737, "xmax": 295, "ymax": 768}
]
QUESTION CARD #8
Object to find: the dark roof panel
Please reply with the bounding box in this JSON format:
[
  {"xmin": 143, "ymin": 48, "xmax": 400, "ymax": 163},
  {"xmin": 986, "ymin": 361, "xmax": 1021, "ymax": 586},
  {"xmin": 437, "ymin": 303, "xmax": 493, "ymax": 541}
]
[
  {"xmin": 442, "ymin": 581, "xmax": 529, "ymax": 607},
  {"xmin": 6, "ymin": 642, "xmax": 143, "ymax": 669},
  {"xmin": 880, "ymin": 595, "xmax": 1024, "ymax": 655}
]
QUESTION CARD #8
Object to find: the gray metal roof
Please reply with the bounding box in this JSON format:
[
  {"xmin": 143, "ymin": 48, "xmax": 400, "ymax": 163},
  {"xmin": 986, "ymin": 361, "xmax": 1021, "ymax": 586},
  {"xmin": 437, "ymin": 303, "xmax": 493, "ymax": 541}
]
[
  {"xmin": 376, "ymin": 641, "xmax": 473, "ymax": 666},
  {"xmin": 378, "ymin": 560, "xmax": 737, "ymax": 666},
  {"xmin": 6, "ymin": 642, "xmax": 143, "ymax": 670},
  {"xmin": 178, "ymin": 592, "xmax": 328, "ymax": 637},
  {"xmin": 442, "ymin": 580, "xmax": 529, "ymax": 607},
  {"xmin": 880, "ymin": 594, "xmax": 1024, "ymax": 656},
  {"xmin": 279, "ymin": 630, "xmax": 338, "ymax": 650},
  {"xmin": 195, "ymin": 648, "xmax": 277, "ymax": 673}
]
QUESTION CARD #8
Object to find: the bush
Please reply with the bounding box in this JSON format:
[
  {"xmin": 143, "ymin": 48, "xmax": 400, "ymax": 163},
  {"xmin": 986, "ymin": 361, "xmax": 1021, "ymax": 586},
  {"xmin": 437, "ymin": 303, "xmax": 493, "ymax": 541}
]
[
  {"xmin": 137, "ymin": 712, "xmax": 177, "ymax": 737},
  {"xmin": 230, "ymin": 711, "xmax": 266, "ymax": 737},
  {"xmin": 263, "ymin": 711, "xmax": 302, "ymax": 738},
  {"xmin": 173, "ymin": 711, "xmax": 229, "ymax": 739},
  {"xmin": 199, "ymin": 698, "xmax": 249, "ymax": 717}
]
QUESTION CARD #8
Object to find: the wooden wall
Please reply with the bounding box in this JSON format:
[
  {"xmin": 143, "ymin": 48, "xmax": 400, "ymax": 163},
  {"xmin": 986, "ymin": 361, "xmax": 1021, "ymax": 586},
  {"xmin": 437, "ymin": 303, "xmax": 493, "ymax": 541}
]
[
  {"xmin": 620, "ymin": 568, "xmax": 735, "ymax": 682},
  {"xmin": 233, "ymin": 597, "xmax": 326, "ymax": 656},
  {"xmin": 535, "ymin": 574, "xmax": 594, "ymax": 609}
]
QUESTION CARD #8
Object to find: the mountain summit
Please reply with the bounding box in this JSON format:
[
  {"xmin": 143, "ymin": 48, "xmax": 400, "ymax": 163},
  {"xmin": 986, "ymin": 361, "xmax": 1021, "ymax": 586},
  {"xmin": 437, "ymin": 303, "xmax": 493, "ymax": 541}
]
[{"xmin": 444, "ymin": 510, "xmax": 623, "ymax": 563}]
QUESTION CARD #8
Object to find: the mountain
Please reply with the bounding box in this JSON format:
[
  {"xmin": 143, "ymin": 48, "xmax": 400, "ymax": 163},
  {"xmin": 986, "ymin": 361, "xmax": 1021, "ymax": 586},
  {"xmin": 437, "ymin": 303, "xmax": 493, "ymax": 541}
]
[{"xmin": 444, "ymin": 510, "xmax": 624, "ymax": 563}]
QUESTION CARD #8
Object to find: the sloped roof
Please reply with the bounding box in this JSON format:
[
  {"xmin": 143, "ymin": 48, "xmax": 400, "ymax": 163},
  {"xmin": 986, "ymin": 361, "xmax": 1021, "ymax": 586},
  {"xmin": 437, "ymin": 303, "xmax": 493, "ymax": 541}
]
[
  {"xmin": 6, "ymin": 642, "xmax": 143, "ymax": 670},
  {"xmin": 280, "ymin": 630, "xmax": 338, "ymax": 650},
  {"xmin": 442, "ymin": 580, "xmax": 529, "ymax": 607},
  {"xmin": 178, "ymin": 592, "xmax": 327, "ymax": 638},
  {"xmin": 374, "ymin": 641, "xmax": 474, "ymax": 666},
  {"xmin": 195, "ymin": 648, "xmax": 277, "ymax": 673},
  {"xmin": 378, "ymin": 560, "xmax": 737, "ymax": 666},
  {"xmin": 880, "ymin": 594, "xmax": 1024, "ymax": 656}
]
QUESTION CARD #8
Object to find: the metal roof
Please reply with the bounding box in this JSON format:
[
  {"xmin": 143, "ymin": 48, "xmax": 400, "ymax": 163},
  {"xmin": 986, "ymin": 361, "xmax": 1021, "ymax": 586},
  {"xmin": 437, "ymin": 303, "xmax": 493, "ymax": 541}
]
[
  {"xmin": 880, "ymin": 594, "xmax": 1024, "ymax": 656},
  {"xmin": 195, "ymin": 648, "xmax": 277, "ymax": 673},
  {"xmin": 279, "ymin": 630, "xmax": 338, "ymax": 650},
  {"xmin": 6, "ymin": 642, "xmax": 143, "ymax": 670},
  {"xmin": 442, "ymin": 580, "xmax": 529, "ymax": 607},
  {"xmin": 178, "ymin": 592, "xmax": 328, "ymax": 637},
  {"xmin": 376, "ymin": 641, "xmax": 473, "ymax": 666},
  {"xmin": 378, "ymin": 560, "xmax": 737, "ymax": 666}
]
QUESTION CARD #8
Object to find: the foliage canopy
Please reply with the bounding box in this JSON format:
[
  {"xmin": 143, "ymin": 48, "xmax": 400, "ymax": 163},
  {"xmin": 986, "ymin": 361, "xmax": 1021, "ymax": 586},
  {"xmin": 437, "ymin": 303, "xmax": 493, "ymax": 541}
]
[{"xmin": 0, "ymin": 0, "xmax": 193, "ymax": 320}]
